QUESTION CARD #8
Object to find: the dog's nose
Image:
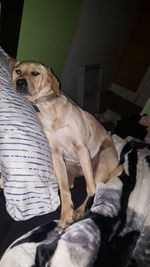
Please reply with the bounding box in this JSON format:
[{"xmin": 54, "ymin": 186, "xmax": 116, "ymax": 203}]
[{"xmin": 16, "ymin": 78, "xmax": 28, "ymax": 94}]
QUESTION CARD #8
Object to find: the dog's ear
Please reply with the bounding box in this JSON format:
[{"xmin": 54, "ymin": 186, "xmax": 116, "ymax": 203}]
[
  {"xmin": 51, "ymin": 72, "xmax": 59, "ymax": 95},
  {"xmin": 46, "ymin": 67, "xmax": 59, "ymax": 95},
  {"xmin": 8, "ymin": 58, "xmax": 18, "ymax": 71}
]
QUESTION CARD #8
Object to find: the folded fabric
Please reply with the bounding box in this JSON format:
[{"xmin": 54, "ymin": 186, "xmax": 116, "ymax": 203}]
[{"xmin": 1, "ymin": 135, "xmax": 150, "ymax": 267}]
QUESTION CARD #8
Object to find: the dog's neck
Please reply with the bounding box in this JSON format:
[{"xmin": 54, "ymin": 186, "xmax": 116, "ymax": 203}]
[{"xmin": 33, "ymin": 93, "xmax": 59, "ymax": 104}]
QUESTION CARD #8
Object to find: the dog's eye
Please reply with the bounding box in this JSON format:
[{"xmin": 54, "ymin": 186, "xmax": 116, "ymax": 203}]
[
  {"xmin": 31, "ymin": 71, "xmax": 40, "ymax": 76},
  {"xmin": 16, "ymin": 69, "xmax": 21, "ymax": 74}
]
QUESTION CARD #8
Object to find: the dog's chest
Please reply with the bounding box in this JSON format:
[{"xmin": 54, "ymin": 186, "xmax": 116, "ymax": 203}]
[{"xmin": 39, "ymin": 116, "xmax": 79, "ymax": 157}]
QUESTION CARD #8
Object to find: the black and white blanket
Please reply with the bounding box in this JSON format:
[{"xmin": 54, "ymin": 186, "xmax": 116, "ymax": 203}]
[{"xmin": 0, "ymin": 134, "xmax": 150, "ymax": 267}]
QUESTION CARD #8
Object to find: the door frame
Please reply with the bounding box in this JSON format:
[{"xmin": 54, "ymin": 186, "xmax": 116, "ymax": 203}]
[{"xmin": 110, "ymin": 65, "xmax": 150, "ymax": 108}]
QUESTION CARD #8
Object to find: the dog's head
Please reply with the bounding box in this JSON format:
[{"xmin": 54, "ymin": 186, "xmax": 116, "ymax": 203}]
[{"xmin": 9, "ymin": 59, "xmax": 59, "ymax": 102}]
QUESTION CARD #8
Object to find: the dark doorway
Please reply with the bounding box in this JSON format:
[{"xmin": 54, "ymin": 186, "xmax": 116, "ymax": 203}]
[{"xmin": 0, "ymin": 0, "xmax": 24, "ymax": 58}]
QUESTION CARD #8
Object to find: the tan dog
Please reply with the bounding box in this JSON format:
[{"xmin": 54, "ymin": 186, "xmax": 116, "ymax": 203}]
[{"xmin": 9, "ymin": 60, "xmax": 123, "ymax": 228}]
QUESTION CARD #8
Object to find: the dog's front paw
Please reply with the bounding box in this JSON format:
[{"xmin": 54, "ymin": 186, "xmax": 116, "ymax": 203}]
[{"xmin": 59, "ymin": 208, "xmax": 74, "ymax": 229}]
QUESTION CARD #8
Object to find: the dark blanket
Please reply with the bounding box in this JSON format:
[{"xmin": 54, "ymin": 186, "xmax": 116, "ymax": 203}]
[{"xmin": 0, "ymin": 135, "xmax": 150, "ymax": 267}]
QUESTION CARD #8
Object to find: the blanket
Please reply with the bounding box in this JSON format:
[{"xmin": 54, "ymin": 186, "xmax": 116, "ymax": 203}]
[{"xmin": 0, "ymin": 134, "xmax": 150, "ymax": 267}]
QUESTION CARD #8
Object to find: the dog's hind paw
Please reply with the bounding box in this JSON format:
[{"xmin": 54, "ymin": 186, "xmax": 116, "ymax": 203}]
[{"xmin": 73, "ymin": 207, "xmax": 84, "ymax": 222}]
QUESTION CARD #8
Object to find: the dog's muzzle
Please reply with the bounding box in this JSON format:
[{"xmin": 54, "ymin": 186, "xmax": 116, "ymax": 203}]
[{"xmin": 16, "ymin": 78, "xmax": 28, "ymax": 94}]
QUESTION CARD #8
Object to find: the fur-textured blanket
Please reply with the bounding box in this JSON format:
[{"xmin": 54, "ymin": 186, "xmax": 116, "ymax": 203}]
[{"xmin": 0, "ymin": 135, "xmax": 150, "ymax": 267}]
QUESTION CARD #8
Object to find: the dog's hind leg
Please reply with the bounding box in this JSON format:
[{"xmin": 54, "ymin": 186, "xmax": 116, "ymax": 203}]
[{"xmin": 95, "ymin": 137, "xmax": 123, "ymax": 183}]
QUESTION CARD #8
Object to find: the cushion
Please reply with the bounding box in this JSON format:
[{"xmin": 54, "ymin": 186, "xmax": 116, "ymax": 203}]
[{"xmin": 0, "ymin": 47, "xmax": 60, "ymax": 220}]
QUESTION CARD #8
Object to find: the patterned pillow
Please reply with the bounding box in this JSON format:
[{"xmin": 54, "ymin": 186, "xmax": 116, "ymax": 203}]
[{"xmin": 0, "ymin": 47, "xmax": 60, "ymax": 220}]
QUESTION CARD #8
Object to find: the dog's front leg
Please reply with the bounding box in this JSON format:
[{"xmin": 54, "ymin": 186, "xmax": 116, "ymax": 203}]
[
  {"xmin": 74, "ymin": 144, "xmax": 96, "ymax": 219},
  {"xmin": 51, "ymin": 148, "xmax": 74, "ymax": 228},
  {"xmin": 76, "ymin": 144, "xmax": 96, "ymax": 195}
]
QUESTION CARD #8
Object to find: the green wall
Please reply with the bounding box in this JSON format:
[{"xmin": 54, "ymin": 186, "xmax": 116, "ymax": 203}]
[{"xmin": 17, "ymin": 0, "xmax": 83, "ymax": 78}]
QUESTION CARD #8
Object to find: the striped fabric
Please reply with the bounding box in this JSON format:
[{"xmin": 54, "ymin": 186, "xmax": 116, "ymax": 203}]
[{"xmin": 0, "ymin": 47, "xmax": 60, "ymax": 220}]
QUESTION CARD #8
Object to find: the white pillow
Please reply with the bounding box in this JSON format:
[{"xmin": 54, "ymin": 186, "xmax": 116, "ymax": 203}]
[{"xmin": 0, "ymin": 47, "xmax": 60, "ymax": 220}]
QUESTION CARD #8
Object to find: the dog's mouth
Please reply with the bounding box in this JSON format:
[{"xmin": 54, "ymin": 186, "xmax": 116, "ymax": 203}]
[{"xmin": 15, "ymin": 78, "xmax": 30, "ymax": 95}]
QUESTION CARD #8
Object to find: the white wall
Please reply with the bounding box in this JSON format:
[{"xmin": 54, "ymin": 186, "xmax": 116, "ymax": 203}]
[{"xmin": 61, "ymin": 0, "xmax": 142, "ymax": 103}]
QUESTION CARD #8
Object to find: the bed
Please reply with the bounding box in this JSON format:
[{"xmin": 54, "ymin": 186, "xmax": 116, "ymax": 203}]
[{"xmin": 0, "ymin": 47, "xmax": 150, "ymax": 267}]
